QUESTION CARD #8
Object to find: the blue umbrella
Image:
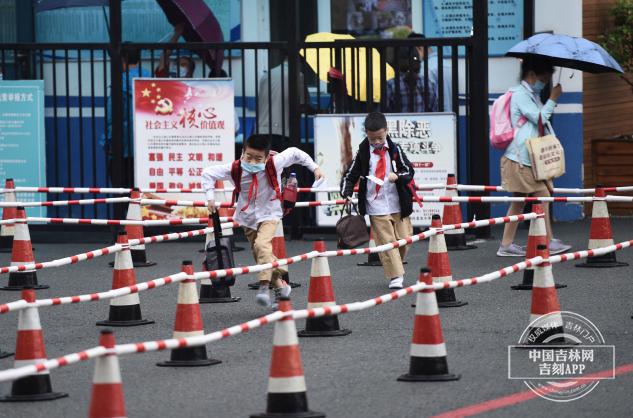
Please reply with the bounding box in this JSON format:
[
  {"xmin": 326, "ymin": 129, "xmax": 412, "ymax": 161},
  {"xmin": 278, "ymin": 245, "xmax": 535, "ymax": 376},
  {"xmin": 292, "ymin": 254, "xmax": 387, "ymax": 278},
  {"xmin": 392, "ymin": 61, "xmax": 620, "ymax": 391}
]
[{"xmin": 506, "ymin": 33, "xmax": 623, "ymax": 74}]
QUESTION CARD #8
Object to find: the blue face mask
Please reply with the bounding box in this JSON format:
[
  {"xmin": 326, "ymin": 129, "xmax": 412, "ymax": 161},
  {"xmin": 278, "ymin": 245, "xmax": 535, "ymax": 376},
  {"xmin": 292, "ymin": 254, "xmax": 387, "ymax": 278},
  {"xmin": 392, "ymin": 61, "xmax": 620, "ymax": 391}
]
[
  {"xmin": 241, "ymin": 161, "xmax": 265, "ymax": 173},
  {"xmin": 531, "ymin": 80, "xmax": 546, "ymax": 94}
]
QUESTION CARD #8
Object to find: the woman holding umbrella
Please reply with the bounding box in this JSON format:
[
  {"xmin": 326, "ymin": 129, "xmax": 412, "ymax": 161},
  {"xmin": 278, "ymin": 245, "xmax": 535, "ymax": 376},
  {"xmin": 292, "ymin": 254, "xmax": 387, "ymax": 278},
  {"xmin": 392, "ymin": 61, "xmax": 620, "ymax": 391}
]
[{"xmin": 497, "ymin": 56, "xmax": 572, "ymax": 256}]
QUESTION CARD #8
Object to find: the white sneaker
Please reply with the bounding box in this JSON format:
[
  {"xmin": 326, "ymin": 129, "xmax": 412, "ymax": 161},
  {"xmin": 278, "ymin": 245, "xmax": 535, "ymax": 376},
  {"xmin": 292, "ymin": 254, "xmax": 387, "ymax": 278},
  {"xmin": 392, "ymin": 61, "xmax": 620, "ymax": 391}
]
[
  {"xmin": 256, "ymin": 286, "xmax": 272, "ymax": 307},
  {"xmin": 388, "ymin": 277, "xmax": 404, "ymax": 289}
]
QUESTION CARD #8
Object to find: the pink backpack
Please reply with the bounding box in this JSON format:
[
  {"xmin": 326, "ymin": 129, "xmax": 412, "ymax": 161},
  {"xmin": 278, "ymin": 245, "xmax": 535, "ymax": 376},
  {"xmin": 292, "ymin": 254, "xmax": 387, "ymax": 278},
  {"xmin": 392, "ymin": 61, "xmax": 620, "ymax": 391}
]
[{"xmin": 489, "ymin": 91, "xmax": 526, "ymax": 150}]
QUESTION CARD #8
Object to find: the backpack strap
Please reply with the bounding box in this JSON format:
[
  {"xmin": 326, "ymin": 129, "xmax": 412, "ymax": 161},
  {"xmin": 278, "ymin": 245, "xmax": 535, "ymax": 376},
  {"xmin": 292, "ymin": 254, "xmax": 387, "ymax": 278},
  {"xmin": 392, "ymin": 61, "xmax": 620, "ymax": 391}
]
[
  {"xmin": 265, "ymin": 157, "xmax": 282, "ymax": 202},
  {"xmin": 230, "ymin": 160, "xmax": 242, "ymax": 205}
]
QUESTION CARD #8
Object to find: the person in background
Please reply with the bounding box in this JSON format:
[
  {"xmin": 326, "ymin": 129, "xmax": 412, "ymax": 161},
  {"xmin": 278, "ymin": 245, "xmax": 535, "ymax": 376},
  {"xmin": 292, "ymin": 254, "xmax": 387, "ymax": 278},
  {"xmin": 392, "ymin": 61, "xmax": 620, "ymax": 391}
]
[
  {"xmin": 202, "ymin": 135, "xmax": 323, "ymax": 308},
  {"xmin": 155, "ymin": 23, "xmax": 195, "ymax": 78},
  {"xmin": 386, "ymin": 47, "xmax": 437, "ymax": 113},
  {"xmin": 340, "ymin": 112, "xmax": 415, "ymax": 290},
  {"xmin": 407, "ymin": 31, "xmax": 453, "ymax": 112},
  {"xmin": 497, "ymin": 57, "xmax": 572, "ymax": 257}
]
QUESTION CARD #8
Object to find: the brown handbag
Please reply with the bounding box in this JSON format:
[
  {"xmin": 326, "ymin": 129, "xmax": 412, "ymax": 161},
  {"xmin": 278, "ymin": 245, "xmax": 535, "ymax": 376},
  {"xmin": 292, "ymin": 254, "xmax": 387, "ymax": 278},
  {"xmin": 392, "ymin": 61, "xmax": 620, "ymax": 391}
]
[{"xmin": 336, "ymin": 202, "xmax": 369, "ymax": 249}]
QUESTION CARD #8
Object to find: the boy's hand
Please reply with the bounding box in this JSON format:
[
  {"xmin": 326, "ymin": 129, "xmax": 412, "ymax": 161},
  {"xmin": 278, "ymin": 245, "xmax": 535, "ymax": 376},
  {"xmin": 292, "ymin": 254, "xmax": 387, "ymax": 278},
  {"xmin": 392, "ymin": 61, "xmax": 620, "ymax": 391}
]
[
  {"xmin": 313, "ymin": 167, "xmax": 324, "ymax": 180},
  {"xmin": 388, "ymin": 172, "xmax": 398, "ymax": 183},
  {"xmin": 207, "ymin": 200, "xmax": 217, "ymax": 214}
]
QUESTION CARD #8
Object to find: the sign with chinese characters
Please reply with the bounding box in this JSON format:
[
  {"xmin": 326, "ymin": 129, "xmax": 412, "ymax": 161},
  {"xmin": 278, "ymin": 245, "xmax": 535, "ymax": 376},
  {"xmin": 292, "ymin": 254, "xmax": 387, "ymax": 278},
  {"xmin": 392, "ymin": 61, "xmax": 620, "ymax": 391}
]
[
  {"xmin": 423, "ymin": 0, "xmax": 524, "ymax": 56},
  {"xmin": 313, "ymin": 113, "xmax": 456, "ymax": 227},
  {"xmin": 133, "ymin": 78, "xmax": 234, "ymax": 220},
  {"xmin": 0, "ymin": 80, "xmax": 46, "ymax": 216}
]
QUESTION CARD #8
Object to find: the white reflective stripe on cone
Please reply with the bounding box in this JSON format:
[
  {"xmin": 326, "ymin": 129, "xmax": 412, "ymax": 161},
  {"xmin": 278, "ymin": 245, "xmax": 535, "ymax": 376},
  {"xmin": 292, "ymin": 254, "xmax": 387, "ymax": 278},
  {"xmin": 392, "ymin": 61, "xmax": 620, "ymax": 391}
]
[
  {"xmin": 306, "ymin": 301, "xmax": 336, "ymax": 309},
  {"xmin": 18, "ymin": 307, "xmax": 42, "ymax": 331},
  {"xmin": 268, "ymin": 376, "xmax": 307, "ymax": 393},
  {"xmin": 178, "ymin": 282, "xmax": 199, "ymax": 304},
  {"xmin": 110, "ymin": 293, "xmax": 141, "ymax": 307},
  {"xmin": 310, "ymin": 257, "xmax": 331, "ymax": 277},
  {"xmin": 114, "ymin": 252, "xmax": 134, "ymax": 271},
  {"xmin": 272, "ymin": 321, "xmax": 300, "ymax": 347},
  {"xmin": 14, "ymin": 359, "xmax": 50, "ymax": 375},
  {"xmin": 93, "ymin": 356, "xmax": 123, "ymax": 384},
  {"xmin": 592, "ymin": 201, "xmax": 609, "ymax": 218},
  {"xmin": 429, "ymin": 235, "xmax": 447, "ymax": 253},
  {"xmin": 126, "ymin": 202, "xmax": 142, "ymax": 221},
  {"xmin": 529, "ymin": 219, "xmax": 546, "ymax": 235},
  {"xmin": 533, "ymin": 265, "xmax": 555, "ymax": 288},
  {"xmin": 588, "ymin": 239, "xmax": 614, "ymax": 249},
  {"xmin": 530, "ymin": 312, "xmax": 563, "ymax": 328},
  {"xmin": 410, "ymin": 342, "xmax": 447, "ymax": 358},
  {"xmin": 414, "ymin": 292, "xmax": 439, "ymax": 316},
  {"xmin": 13, "ymin": 224, "xmax": 30, "ymax": 241},
  {"xmin": 432, "ymin": 275, "xmax": 452, "ymax": 283},
  {"xmin": 0, "ymin": 225, "xmax": 15, "ymax": 235},
  {"xmin": 173, "ymin": 330, "xmax": 204, "ymax": 339}
]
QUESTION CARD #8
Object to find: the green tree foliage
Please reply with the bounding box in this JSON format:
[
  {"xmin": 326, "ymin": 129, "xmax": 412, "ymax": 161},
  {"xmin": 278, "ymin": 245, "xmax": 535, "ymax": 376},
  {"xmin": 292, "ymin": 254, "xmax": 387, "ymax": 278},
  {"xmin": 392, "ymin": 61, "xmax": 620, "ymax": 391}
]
[{"xmin": 601, "ymin": 0, "xmax": 633, "ymax": 92}]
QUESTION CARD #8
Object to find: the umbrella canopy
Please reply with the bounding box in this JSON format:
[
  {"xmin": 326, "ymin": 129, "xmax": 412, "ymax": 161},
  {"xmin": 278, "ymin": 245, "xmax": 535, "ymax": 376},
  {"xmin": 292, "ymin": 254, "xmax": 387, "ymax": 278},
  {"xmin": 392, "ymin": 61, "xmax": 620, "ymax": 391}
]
[
  {"xmin": 506, "ymin": 33, "xmax": 623, "ymax": 74},
  {"xmin": 300, "ymin": 32, "xmax": 395, "ymax": 102},
  {"xmin": 156, "ymin": 0, "xmax": 224, "ymax": 75}
]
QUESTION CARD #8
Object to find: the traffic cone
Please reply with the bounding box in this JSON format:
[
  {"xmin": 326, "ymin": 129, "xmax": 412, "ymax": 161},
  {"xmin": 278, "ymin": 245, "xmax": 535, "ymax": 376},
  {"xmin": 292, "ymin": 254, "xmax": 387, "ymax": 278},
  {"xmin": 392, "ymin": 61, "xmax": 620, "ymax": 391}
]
[
  {"xmin": 249, "ymin": 221, "xmax": 300, "ymax": 290},
  {"xmin": 576, "ymin": 186, "xmax": 628, "ymax": 268},
  {"xmin": 251, "ymin": 297, "xmax": 325, "ymax": 418},
  {"xmin": 0, "ymin": 288, "xmax": 68, "ymax": 401},
  {"xmin": 97, "ymin": 231, "xmax": 154, "ymax": 327},
  {"xmin": 1, "ymin": 207, "xmax": 48, "ymax": 291},
  {"xmin": 442, "ymin": 174, "xmax": 476, "ymax": 251},
  {"xmin": 122, "ymin": 188, "xmax": 155, "ymax": 267},
  {"xmin": 523, "ymin": 244, "xmax": 569, "ymax": 345},
  {"xmin": 0, "ymin": 178, "xmax": 17, "ymax": 253},
  {"xmin": 357, "ymin": 227, "xmax": 382, "ymax": 266},
  {"xmin": 398, "ymin": 268, "xmax": 460, "ymax": 382},
  {"xmin": 157, "ymin": 260, "xmax": 221, "ymax": 367},
  {"xmin": 88, "ymin": 330, "xmax": 127, "ymax": 418},
  {"xmin": 512, "ymin": 204, "xmax": 566, "ymax": 290},
  {"xmin": 298, "ymin": 240, "xmax": 351, "ymax": 338},
  {"xmin": 428, "ymin": 215, "xmax": 467, "ymax": 308}
]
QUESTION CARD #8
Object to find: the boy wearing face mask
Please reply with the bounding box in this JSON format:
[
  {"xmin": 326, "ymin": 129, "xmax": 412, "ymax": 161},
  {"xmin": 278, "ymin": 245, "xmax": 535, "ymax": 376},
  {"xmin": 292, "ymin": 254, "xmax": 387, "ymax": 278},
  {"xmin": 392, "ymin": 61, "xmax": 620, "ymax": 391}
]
[
  {"xmin": 340, "ymin": 112, "xmax": 415, "ymax": 289},
  {"xmin": 202, "ymin": 135, "xmax": 323, "ymax": 308}
]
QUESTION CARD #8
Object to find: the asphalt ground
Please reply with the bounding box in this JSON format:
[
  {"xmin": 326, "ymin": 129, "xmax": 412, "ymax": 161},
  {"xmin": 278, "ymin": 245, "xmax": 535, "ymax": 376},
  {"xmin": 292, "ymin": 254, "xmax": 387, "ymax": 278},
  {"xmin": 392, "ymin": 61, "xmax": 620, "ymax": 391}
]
[{"xmin": 0, "ymin": 218, "xmax": 632, "ymax": 418}]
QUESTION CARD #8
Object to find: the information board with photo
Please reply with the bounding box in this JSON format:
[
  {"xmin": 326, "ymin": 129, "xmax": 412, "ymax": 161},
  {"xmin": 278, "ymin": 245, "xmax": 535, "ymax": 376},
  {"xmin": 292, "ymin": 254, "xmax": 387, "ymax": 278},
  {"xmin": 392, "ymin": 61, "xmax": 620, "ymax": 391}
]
[
  {"xmin": 133, "ymin": 78, "xmax": 234, "ymax": 220},
  {"xmin": 314, "ymin": 113, "xmax": 456, "ymax": 227}
]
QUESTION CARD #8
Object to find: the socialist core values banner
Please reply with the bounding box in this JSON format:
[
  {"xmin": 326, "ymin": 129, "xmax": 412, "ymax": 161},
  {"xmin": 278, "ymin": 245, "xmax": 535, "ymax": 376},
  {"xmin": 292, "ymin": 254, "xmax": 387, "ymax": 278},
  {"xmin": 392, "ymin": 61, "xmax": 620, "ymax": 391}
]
[{"xmin": 133, "ymin": 78, "xmax": 235, "ymax": 220}]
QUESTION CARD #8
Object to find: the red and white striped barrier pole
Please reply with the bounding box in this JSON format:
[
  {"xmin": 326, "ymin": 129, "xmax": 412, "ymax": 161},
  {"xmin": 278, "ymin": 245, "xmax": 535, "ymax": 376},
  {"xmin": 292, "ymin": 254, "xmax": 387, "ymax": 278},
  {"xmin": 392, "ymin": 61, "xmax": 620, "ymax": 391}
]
[
  {"xmin": 0, "ymin": 197, "xmax": 130, "ymax": 208},
  {"xmin": 157, "ymin": 261, "xmax": 220, "ymax": 367},
  {"xmin": 96, "ymin": 231, "xmax": 154, "ymax": 327},
  {"xmin": 398, "ymin": 269, "xmax": 460, "ymax": 382},
  {"xmin": 88, "ymin": 330, "xmax": 127, "ymax": 418},
  {"xmin": 576, "ymin": 186, "xmax": 629, "ymax": 268},
  {"xmin": 0, "ymin": 178, "xmax": 17, "ymax": 253},
  {"xmin": 0, "ymin": 216, "xmax": 230, "ymax": 227},
  {"xmin": 0, "ymin": 288, "xmax": 68, "ymax": 402},
  {"xmin": 298, "ymin": 240, "xmax": 351, "ymax": 338},
  {"xmin": 442, "ymin": 174, "xmax": 476, "ymax": 251},
  {"xmin": 252, "ymin": 297, "xmax": 325, "ymax": 418},
  {"xmin": 524, "ymin": 244, "xmax": 567, "ymax": 346},
  {"xmin": 1, "ymin": 207, "xmax": 48, "ymax": 291},
  {"xmin": 428, "ymin": 215, "xmax": 467, "ymax": 308}
]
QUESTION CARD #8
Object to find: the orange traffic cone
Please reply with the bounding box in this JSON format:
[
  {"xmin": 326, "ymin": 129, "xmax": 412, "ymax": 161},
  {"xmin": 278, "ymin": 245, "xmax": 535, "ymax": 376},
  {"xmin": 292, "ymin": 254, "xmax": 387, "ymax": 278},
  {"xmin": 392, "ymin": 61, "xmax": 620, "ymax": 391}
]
[
  {"xmin": 512, "ymin": 204, "xmax": 565, "ymax": 290},
  {"xmin": 298, "ymin": 240, "xmax": 350, "ymax": 338},
  {"xmin": 123, "ymin": 188, "xmax": 155, "ymax": 267},
  {"xmin": 428, "ymin": 215, "xmax": 466, "ymax": 307},
  {"xmin": 1, "ymin": 207, "xmax": 47, "ymax": 291},
  {"xmin": 157, "ymin": 260, "xmax": 221, "ymax": 367},
  {"xmin": 97, "ymin": 231, "xmax": 154, "ymax": 327},
  {"xmin": 0, "ymin": 178, "xmax": 17, "ymax": 253},
  {"xmin": 88, "ymin": 330, "xmax": 127, "ymax": 418},
  {"xmin": 442, "ymin": 174, "xmax": 476, "ymax": 251},
  {"xmin": 0, "ymin": 288, "xmax": 68, "ymax": 401},
  {"xmin": 398, "ymin": 269, "xmax": 460, "ymax": 382},
  {"xmin": 576, "ymin": 186, "xmax": 628, "ymax": 268},
  {"xmin": 357, "ymin": 227, "xmax": 382, "ymax": 266},
  {"xmin": 251, "ymin": 297, "xmax": 324, "ymax": 418},
  {"xmin": 523, "ymin": 244, "xmax": 569, "ymax": 345}
]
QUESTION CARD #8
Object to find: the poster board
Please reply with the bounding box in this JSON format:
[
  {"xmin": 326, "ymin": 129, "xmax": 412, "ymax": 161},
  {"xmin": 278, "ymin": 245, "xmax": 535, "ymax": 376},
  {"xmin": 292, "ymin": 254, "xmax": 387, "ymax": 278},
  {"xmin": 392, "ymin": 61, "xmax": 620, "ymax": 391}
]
[
  {"xmin": 314, "ymin": 113, "xmax": 456, "ymax": 227},
  {"xmin": 133, "ymin": 78, "xmax": 235, "ymax": 220}
]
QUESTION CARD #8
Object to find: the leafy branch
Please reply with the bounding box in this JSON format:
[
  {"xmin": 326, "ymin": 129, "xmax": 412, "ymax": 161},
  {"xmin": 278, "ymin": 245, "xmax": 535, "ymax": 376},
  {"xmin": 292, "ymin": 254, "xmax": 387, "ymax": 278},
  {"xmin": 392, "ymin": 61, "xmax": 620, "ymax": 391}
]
[{"xmin": 601, "ymin": 0, "xmax": 633, "ymax": 93}]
